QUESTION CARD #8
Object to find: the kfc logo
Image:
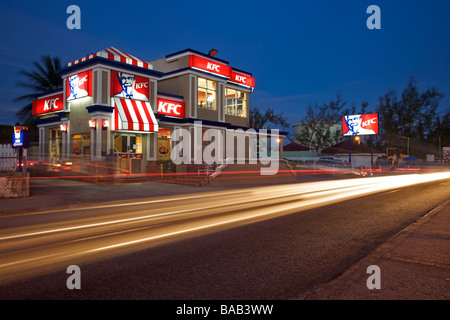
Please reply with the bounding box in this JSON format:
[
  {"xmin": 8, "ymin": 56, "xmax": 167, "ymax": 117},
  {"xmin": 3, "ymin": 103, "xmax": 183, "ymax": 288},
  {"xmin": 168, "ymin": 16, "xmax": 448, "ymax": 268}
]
[
  {"xmin": 362, "ymin": 117, "xmax": 377, "ymax": 127},
  {"xmin": 207, "ymin": 62, "xmax": 220, "ymax": 72},
  {"xmin": 235, "ymin": 75, "xmax": 246, "ymax": 82},
  {"xmin": 157, "ymin": 98, "xmax": 185, "ymax": 118},
  {"xmin": 135, "ymin": 82, "xmax": 149, "ymax": 89},
  {"xmin": 189, "ymin": 55, "xmax": 231, "ymax": 78},
  {"xmin": 66, "ymin": 71, "xmax": 90, "ymax": 101},
  {"xmin": 32, "ymin": 92, "xmax": 64, "ymax": 115},
  {"xmin": 230, "ymin": 71, "xmax": 255, "ymax": 88},
  {"xmin": 43, "ymin": 98, "xmax": 60, "ymax": 111},
  {"xmin": 111, "ymin": 71, "xmax": 149, "ymax": 101},
  {"xmin": 78, "ymin": 75, "xmax": 88, "ymax": 86}
]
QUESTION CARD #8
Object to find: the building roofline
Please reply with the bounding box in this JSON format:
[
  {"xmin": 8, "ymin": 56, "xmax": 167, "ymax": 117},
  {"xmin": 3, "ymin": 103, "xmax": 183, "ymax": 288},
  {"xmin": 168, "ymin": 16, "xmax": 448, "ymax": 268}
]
[
  {"xmin": 58, "ymin": 56, "xmax": 164, "ymax": 78},
  {"xmin": 161, "ymin": 68, "xmax": 254, "ymax": 91},
  {"xmin": 157, "ymin": 92, "xmax": 184, "ymax": 100},
  {"xmin": 231, "ymin": 67, "xmax": 253, "ymax": 77},
  {"xmin": 33, "ymin": 89, "xmax": 63, "ymax": 99},
  {"xmin": 165, "ymin": 48, "xmax": 230, "ymax": 65}
]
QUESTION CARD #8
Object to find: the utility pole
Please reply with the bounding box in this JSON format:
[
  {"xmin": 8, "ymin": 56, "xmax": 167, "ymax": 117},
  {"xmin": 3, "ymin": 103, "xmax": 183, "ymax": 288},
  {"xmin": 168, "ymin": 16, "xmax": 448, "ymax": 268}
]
[
  {"xmin": 407, "ymin": 137, "xmax": 409, "ymax": 155},
  {"xmin": 348, "ymin": 136, "xmax": 352, "ymax": 166},
  {"xmin": 401, "ymin": 136, "xmax": 410, "ymax": 155}
]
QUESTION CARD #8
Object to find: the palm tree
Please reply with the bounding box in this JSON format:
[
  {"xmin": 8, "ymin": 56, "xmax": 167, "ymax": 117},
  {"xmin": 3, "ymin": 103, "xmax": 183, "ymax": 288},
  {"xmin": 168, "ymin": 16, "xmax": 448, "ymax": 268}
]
[{"xmin": 15, "ymin": 55, "xmax": 63, "ymax": 122}]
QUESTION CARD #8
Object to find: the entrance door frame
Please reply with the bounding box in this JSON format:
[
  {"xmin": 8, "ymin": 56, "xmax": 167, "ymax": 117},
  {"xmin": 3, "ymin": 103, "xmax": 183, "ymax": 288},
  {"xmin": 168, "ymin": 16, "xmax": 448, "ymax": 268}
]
[
  {"xmin": 49, "ymin": 128, "xmax": 62, "ymax": 164},
  {"xmin": 113, "ymin": 132, "xmax": 145, "ymax": 174}
]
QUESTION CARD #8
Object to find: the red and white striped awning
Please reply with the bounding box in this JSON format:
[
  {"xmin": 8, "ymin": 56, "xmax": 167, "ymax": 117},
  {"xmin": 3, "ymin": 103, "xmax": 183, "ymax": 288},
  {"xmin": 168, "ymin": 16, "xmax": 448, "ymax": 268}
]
[
  {"xmin": 68, "ymin": 47, "xmax": 152, "ymax": 69},
  {"xmin": 113, "ymin": 98, "xmax": 158, "ymax": 132}
]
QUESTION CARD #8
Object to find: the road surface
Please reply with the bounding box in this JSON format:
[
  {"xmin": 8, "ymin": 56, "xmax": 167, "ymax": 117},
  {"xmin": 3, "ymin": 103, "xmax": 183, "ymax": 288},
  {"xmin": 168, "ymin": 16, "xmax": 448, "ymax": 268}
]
[{"xmin": 0, "ymin": 172, "xmax": 449, "ymax": 299}]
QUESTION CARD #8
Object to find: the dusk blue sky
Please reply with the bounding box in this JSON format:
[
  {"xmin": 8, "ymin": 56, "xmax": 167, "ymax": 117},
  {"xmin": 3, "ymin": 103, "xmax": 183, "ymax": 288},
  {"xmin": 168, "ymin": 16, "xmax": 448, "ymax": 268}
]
[{"xmin": 0, "ymin": 0, "xmax": 449, "ymax": 133}]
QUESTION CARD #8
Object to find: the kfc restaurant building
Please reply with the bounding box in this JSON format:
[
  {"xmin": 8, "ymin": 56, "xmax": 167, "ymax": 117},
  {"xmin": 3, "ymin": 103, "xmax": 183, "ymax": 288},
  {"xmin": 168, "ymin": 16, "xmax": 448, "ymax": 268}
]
[{"xmin": 32, "ymin": 47, "xmax": 282, "ymax": 176}]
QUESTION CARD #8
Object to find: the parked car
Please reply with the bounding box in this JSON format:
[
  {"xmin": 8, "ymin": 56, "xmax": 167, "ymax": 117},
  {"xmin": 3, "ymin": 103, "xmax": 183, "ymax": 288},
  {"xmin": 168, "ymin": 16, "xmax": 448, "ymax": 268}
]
[{"xmin": 315, "ymin": 157, "xmax": 350, "ymax": 167}]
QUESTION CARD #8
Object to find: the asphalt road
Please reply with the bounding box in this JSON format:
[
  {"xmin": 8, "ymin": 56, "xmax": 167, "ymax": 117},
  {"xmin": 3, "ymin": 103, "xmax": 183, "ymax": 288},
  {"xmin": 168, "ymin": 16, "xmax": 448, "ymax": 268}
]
[{"xmin": 0, "ymin": 173, "xmax": 449, "ymax": 300}]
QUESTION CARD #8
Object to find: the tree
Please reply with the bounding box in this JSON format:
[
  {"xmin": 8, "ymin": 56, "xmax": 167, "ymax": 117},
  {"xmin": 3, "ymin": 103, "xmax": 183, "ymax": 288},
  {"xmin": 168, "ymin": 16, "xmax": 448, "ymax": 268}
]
[
  {"xmin": 295, "ymin": 94, "xmax": 366, "ymax": 150},
  {"xmin": 249, "ymin": 107, "xmax": 289, "ymax": 130},
  {"xmin": 425, "ymin": 110, "xmax": 450, "ymax": 151},
  {"xmin": 0, "ymin": 125, "xmax": 14, "ymax": 144},
  {"xmin": 14, "ymin": 55, "xmax": 63, "ymax": 122},
  {"xmin": 376, "ymin": 78, "xmax": 444, "ymax": 155}
]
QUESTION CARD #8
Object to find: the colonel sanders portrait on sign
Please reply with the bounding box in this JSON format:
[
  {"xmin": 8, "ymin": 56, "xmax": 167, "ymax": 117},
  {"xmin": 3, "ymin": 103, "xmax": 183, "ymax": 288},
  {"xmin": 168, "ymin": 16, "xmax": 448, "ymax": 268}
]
[
  {"xmin": 115, "ymin": 72, "xmax": 148, "ymax": 101},
  {"xmin": 67, "ymin": 74, "xmax": 88, "ymax": 100},
  {"xmin": 343, "ymin": 114, "xmax": 376, "ymax": 136}
]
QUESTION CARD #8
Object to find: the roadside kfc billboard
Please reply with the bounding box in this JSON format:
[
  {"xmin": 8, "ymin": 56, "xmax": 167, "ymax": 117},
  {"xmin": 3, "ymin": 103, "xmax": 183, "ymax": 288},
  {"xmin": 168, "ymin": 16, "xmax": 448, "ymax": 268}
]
[
  {"xmin": 343, "ymin": 113, "xmax": 378, "ymax": 136},
  {"xmin": 111, "ymin": 71, "xmax": 149, "ymax": 101},
  {"xmin": 32, "ymin": 92, "xmax": 64, "ymax": 115},
  {"xmin": 189, "ymin": 55, "xmax": 232, "ymax": 78},
  {"xmin": 66, "ymin": 71, "xmax": 91, "ymax": 101},
  {"xmin": 157, "ymin": 98, "xmax": 185, "ymax": 118}
]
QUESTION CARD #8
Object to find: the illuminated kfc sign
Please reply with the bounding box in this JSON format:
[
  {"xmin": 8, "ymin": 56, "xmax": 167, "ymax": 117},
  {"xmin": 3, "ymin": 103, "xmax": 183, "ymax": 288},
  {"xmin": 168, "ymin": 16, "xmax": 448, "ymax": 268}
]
[
  {"xmin": 189, "ymin": 55, "xmax": 232, "ymax": 78},
  {"xmin": 343, "ymin": 113, "xmax": 378, "ymax": 136},
  {"xmin": 111, "ymin": 71, "xmax": 149, "ymax": 101},
  {"xmin": 66, "ymin": 70, "xmax": 91, "ymax": 101},
  {"xmin": 230, "ymin": 70, "xmax": 255, "ymax": 88},
  {"xmin": 32, "ymin": 92, "xmax": 64, "ymax": 115},
  {"xmin": 157, "ymin": 98, "xmax": 185, "ymax": 118}
]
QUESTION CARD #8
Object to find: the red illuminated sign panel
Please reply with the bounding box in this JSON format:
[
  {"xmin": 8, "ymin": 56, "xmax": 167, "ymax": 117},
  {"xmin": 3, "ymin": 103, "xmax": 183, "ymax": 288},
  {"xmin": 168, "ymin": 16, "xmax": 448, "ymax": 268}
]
[
  {"xmin": 157, "ymin": 98, "xmax": 185, "ymax": 118},
  {"xmin": 189, "ymin": 55, "xmax": 232, "ymax": 78},
  {"xmin": 343, "ymin": 113, "xmax": 378, "ymax": 136},
  {"xmin": 230, "ymin": 71, "xmax": 255, "ymax": 88},
  {"xmin": 116, "ymin": 153, "xmax": 143, "ymax": 159},
  {"xmin": 66, "ymin": 70, "xmax": 91, "ymax": 101},
  {"xmin": 111, "ymin": 71, "xmax": 149, "ymax": 101},
  {"xmin": 32, "ymin": 92, "xmax": 64, "ymax": 115}
]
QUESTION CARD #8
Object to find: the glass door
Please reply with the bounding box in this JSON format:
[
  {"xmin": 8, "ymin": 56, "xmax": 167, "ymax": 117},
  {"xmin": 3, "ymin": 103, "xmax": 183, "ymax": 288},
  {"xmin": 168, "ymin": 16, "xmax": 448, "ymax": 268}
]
[
  {"xmin": 113, "ymin": 133, "xmax": 143, "ymax": 174},
  {"xmin": 49, "ymin": 128, "xmax": 62, "ymax": 164}
]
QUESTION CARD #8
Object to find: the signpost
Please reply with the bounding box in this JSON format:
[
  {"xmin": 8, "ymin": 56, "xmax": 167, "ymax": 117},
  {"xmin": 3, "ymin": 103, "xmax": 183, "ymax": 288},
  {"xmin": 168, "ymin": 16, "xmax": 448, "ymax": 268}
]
[{"xmin": 11, "ymin": 126, "xmax": 31, "ymax": 197}]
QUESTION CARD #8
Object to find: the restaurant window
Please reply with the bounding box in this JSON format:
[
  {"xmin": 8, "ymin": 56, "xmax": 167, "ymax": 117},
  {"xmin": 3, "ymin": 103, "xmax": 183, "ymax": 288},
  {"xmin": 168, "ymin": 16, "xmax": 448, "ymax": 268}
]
[
  {"xmin": 198, "ymin": 77, "xmax": 216, "ymax": 110},
  {"xmin": 225, "ymin": 88, "xmax": 246, "ymax": 117}
]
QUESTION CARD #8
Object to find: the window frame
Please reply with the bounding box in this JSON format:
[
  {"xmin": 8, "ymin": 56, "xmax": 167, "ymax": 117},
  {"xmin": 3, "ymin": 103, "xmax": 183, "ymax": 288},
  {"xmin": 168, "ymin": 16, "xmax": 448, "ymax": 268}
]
[
  {"xmin": 225, "ymin": 87, "xmax": 247, "ymax": 117},
  {"xmin": 197, "ymin": 77, "xmax": 217, "ymax": 111}
]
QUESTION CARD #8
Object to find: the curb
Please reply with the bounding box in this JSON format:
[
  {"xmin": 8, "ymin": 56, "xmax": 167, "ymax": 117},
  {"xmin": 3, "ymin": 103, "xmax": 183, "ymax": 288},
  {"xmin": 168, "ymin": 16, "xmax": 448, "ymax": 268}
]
[{"xmin": 301, "ymin": 200, "xmax": 450, "ymax": 300}]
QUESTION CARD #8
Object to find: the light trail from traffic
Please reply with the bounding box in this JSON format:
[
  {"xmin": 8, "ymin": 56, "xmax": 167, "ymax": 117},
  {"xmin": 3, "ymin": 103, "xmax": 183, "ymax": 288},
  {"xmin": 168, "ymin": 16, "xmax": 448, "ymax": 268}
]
[{"xmin": 0, "ymin": 172, "xmax": 449, "ymax": 284}]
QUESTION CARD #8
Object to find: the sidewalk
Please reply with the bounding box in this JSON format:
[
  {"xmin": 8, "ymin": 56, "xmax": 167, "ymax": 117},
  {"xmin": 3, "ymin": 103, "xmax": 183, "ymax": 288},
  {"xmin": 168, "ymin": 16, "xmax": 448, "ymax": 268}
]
[
  {"xmin": 0, "ymin": 178, "xmax": 226, "ymax": 215},
  {"xmin": 302, "ymin": 200, "xmax": 450, "ymax": 300}
]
